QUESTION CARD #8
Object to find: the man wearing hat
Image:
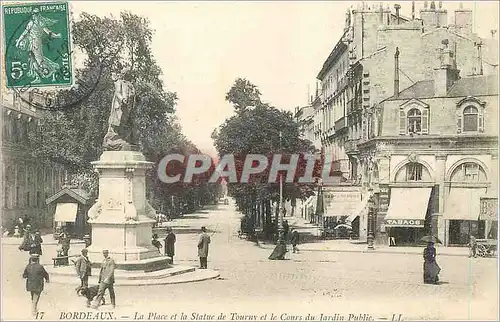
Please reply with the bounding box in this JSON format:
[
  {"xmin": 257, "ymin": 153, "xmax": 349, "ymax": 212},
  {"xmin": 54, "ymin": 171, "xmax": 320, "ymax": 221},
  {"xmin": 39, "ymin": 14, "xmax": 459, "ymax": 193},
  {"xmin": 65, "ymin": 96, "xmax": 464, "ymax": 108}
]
[
  {"xmin": 75, "ymin": 249, "xmax": 92, "ymax": 291},
  {"xmin": 22, "ymin": 254, "xmax": 49, "ymax": 316},
  {"xmin": 92, "ymin": 250, "xmax": 116, "ymax": 309},
  {"xmin": 164, "ymin": 227, "xmax": 176, "ymax": 263},
  {"xmin": 197, "ymin": 226, "xmax": 211, "ymax": 269}
]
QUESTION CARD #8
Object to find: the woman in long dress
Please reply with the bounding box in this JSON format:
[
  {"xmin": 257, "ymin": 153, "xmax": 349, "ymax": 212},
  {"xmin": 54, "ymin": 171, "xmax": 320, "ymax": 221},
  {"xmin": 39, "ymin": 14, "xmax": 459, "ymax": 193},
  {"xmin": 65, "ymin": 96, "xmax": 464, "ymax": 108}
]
[
  {"xmin": 15, "ymin": 8, "xmax": 61, "ymax": 84},
  {"xmin": 423, "ymin": 242, "xmax": 441, "ymax": 284}
]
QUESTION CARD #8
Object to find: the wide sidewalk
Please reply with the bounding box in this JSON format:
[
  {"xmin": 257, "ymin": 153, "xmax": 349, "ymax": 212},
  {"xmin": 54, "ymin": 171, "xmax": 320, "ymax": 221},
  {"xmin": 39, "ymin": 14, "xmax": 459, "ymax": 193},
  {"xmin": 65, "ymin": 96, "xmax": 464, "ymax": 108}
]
[
  {"xmin": 272, "ymin": 216, "xmax": 471, "ymax": 257},
  {"xmin": 2, "ymin": 212, "xmax": 470, "ymax": 258}
]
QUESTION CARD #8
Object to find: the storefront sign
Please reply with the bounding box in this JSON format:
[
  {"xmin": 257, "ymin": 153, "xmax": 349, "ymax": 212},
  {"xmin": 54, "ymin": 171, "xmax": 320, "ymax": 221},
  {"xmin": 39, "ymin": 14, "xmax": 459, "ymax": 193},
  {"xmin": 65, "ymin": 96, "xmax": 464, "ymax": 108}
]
[
  {"xmin": 480, "ymin": 198, "xmax": 498, "ymax": 221},
  {"xmin": 384, "ymin": 219, "xmax": 424, "ymax": 227},
  {"xmin": 323, "ymin": 189, "xmax": 362, "ymax": 217}
]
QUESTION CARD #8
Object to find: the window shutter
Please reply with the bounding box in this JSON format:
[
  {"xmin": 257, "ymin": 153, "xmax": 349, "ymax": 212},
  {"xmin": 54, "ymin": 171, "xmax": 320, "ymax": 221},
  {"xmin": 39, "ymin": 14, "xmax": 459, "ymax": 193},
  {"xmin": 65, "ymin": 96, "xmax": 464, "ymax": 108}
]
[
  {"xmin": 478, "ymin": 108, "xmax": 484, "ymax": 132},
  {"xmin": 457, "ymin": 113, "xmax": 462, "ymax": 133},
  {"xmin": 422, "ymin": 109, "xmax": 429, "ymax": 134},
  {"xmin": 399, "ymin": 110, "xmax": 406, "ymax": 135}
]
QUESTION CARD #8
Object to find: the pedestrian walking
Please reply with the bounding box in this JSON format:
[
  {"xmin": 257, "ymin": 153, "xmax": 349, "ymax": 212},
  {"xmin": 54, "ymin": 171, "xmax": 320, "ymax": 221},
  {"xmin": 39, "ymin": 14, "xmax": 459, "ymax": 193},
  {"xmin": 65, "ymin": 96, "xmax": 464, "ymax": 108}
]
[
  {"xmin": 74, "ymin": 249, "xmax": 92, "ymax": 293},
  {"xmin": 19, "ymin": 227, "xmax": 43, "ymax": 255},
  {"xmin": 283, "ymin": 220, "xmax": 290, "ymax": 242},
  {"xmin": 59, "ymin": 229, "xmax": 71, "ymax": 265},
  {"xmin": 164, "ymin": 227, "xmax": 176, "ymax": 263},
  {"xmin": 468, "ymin": 234, "xmax": 477, "ymax": 258},
  {"xmin": 91, "ymin": 250, "xmax": 116, "ymax": 309},
  {"xmin": 290, "ymin": 229, "xmax": 300, "ymax": 253},
  {"xmin": 423, "ymin": 242, "xmax": 441, "ymax": 284},
  {"xmin": 22, "ymin": 254, "xmax": 49, "ymax": 317},
  {"xmin": 197, "ymin": 226, "xmax": 211, "ymax": 269}
]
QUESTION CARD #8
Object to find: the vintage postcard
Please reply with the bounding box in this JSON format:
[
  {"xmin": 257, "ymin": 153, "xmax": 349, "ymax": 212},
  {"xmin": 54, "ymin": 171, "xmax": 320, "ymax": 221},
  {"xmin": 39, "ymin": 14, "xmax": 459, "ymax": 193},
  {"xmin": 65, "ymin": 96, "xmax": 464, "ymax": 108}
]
[{"xmin": 1, "ymin": 1, "xmax": 498, "ymax": 321}]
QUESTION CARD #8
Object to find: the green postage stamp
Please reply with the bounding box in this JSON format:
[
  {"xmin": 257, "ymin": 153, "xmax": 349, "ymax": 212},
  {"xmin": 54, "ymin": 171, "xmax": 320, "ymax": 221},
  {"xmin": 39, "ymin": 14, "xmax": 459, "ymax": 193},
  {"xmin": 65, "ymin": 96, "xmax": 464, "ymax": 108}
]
[{"xmin": 3, "ymin": 2, "xmax": 72, "ymax": 88}]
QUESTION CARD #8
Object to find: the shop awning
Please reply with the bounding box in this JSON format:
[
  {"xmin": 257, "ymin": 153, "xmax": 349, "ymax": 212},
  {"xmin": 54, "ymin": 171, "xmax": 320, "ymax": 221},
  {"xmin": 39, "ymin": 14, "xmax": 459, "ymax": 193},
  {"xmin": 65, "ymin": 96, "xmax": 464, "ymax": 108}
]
[
  {"xmin": 346, "ymin": 195, "xmax": 370, "ymax": 223},
  {"xmin": 384, "ymin": 187, "xmax": 432, "ymax": 227},
  {"xmin": 324, "ymin": 194, "xmax": 362, "ymax": 218},
  {"xmin": 54, "ymin": 203, "xmax": 78, "ymax": 223},
  {"xmin": 443, "ymin": 188, "xmax": 486, "ymax": 221}
]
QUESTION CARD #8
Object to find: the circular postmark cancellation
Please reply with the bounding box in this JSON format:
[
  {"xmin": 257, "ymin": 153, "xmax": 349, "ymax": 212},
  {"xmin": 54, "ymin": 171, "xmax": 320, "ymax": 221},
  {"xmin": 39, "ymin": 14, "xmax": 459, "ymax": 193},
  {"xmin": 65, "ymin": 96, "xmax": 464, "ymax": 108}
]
[{"xmin": 3, "ymin": 2, "xmax": 104, "ymax": 110}]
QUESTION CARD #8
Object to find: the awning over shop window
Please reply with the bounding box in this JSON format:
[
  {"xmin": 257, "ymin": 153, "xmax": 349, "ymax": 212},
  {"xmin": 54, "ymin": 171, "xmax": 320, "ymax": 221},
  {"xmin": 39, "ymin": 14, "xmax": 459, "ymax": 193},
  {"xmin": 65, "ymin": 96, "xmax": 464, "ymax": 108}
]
[
  {"xmin": 324, "ymin": 191, "xmax": 362, "ymax": 218},
  {"xmin": 54, "ymin": 203, "xmax": 78, "ymax": 223},
  {"xmin": 346, "ymin": 195, "xmax": 370, "ymax": 223},
  {"xmin": 443, "ymin": 188, "xmax": 486, "ymax": 221},
  {"xmin": 384, "ymin": 187, "xmax": 432, "ymax": 227}
]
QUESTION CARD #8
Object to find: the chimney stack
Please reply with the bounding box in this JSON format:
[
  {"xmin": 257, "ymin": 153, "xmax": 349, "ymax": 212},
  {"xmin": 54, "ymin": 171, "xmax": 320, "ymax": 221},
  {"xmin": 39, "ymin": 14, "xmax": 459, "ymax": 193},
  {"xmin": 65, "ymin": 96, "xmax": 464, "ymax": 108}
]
[
  {"xmin": 394, "ymin": 47, "xmax": 400, "ymax": 97},
  {"xmin": 434, "ymin": 39, "xmax": 460, "ymax": 96},
  {"xmin": 394, "ymin": 4, "xmax": 401, "ymax": 24},
  {"xmin": 412, "ymin": 1, "xmax": 415, "ymax": 20}
]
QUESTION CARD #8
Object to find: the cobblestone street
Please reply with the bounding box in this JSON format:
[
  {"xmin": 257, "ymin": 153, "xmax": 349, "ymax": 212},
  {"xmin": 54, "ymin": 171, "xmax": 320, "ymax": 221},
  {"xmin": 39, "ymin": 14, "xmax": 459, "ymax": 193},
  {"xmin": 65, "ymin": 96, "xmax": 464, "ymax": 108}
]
[{"xmin": 2, "ymin": 203, "xmax": 498, "ymax": 321}]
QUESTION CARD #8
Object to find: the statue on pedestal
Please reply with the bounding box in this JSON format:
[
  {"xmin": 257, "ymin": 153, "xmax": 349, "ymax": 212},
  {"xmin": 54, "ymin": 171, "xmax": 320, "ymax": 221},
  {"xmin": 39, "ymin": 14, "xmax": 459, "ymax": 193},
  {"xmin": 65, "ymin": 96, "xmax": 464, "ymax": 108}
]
[{"xmin": 103, "ymin": 67, "xmax": 136, "ymax": 151}]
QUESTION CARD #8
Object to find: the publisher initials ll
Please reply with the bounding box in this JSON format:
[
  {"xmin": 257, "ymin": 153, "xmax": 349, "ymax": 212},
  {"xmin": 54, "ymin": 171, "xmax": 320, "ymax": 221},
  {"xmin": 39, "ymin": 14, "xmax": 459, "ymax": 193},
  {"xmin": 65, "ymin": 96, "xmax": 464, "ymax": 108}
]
[{"xmin": 391, "ymin": 314, "xmax": 402, "ymax": 321}]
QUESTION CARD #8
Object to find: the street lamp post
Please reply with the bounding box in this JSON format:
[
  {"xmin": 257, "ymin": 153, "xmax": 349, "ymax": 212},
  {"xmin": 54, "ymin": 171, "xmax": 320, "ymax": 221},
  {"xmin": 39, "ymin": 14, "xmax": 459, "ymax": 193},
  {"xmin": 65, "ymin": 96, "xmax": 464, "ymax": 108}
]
[
  {"xmin": 277, "ymin": 131, "xmax": 285, "ymax": 246},
  {"xmin": 367, "ymin": 194, "xmax": 375, "ymax": 250}
]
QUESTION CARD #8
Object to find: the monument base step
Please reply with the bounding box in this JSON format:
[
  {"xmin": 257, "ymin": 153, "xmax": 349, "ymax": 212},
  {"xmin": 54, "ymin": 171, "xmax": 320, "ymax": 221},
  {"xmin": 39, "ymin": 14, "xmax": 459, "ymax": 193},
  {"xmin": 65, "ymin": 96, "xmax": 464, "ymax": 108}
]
[
  {"xmin": 46, "ymin": 265, "xmax": 220, "ymax": 286},
  {"xmin": 47, "ymin": 264, "xmax": 194, "ymax": 281},
  {"xmin": 89, "ymin": 255, "xmax": 172, "ymax": 272}
]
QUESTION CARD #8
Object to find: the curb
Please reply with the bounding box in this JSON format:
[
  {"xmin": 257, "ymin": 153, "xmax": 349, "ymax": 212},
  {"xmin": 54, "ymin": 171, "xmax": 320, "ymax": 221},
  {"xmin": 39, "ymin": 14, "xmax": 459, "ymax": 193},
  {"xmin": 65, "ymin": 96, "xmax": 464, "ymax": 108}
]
[
  {"xmin": 255, "ymin": 242, "xmax": 468, "ymax": 257},
  {"xmin": 299, "ymin": 248, "xmax": 468, "ymax": 257}
]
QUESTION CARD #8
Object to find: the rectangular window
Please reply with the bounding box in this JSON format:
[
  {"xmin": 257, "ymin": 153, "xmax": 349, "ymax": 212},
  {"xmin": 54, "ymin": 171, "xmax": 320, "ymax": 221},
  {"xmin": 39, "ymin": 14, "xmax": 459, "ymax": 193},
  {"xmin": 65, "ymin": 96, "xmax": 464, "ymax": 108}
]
[
  {"xmin": 463, "ymin": 114, "xmax": 478, "ymax": 132},
  {"xmin": 37, "ymin": 191, "xmax": 41, "ymax": 207},
  {"xmin": 406, "ymin": 163, "xmax": 423, "ymax": 181},
  {"xmin": 26, "ymin": 191, "xmax": 30, "ymax": 207},
  {"xmin": 464, "ymin": 164, "xmax": 479, "ymax": 182}
]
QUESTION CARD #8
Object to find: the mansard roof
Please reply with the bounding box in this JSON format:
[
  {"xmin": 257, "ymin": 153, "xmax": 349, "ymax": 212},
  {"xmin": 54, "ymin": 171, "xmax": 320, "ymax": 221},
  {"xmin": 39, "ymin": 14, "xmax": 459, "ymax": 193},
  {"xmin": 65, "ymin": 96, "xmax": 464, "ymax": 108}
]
[{"xmin": 386, "ymin": 74, "xmax": 498, "ymax": 101}]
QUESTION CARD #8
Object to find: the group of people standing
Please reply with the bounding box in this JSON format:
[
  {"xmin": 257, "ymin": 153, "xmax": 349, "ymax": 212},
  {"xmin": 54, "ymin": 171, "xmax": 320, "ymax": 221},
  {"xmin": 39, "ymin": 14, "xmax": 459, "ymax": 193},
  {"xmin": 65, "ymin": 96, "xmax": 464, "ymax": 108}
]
[
  {"xmin": 152, "ymin": 227, "xmax": 177, "ymax": 263},
  {"xmin": 18, "ymin": 225, "xmax": 43, "ymax": 255}
]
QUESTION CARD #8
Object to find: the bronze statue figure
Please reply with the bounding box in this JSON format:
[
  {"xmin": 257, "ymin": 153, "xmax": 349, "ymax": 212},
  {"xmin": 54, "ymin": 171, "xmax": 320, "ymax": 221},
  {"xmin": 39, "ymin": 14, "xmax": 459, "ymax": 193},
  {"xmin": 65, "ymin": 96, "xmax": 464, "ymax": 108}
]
[{"xmin": 103, "ymin": 67, "xmax": 136, "ymax": 151}]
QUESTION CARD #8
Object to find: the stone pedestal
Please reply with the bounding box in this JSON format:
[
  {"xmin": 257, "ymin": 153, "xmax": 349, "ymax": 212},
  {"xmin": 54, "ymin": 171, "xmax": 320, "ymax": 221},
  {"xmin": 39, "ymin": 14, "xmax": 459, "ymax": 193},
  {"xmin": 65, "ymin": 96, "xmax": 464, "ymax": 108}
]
[{"xmin": 86, "ymin": 151, "xmax": 164, "ymax": 265}]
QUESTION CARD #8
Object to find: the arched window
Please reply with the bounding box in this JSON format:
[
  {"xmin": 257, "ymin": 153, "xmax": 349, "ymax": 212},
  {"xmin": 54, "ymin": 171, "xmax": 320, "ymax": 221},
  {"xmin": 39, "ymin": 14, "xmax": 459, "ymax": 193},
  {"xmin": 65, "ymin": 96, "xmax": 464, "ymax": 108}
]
[
  {"xmin": 395, "ymin": 162, "xmax": 432, "ymax": 182},
  {"xmin": 456, "ymin": 98, "xmax": 485, "ymax": 133},
  {"xmin": 407, "ymin": 108, "xmax": 422, "ymax": 134},
  {"xmin": 399, "ymin": 101, "xmax": 429, "ymax": 135},
  {"xmin": 450, "ymin": 162, "xmax": 487, "ymax": 183},
  {"xmin": 406, "ymin": 162, "xmax": 423, "ymax": 181},
  {"xmin": 463, "ymin": 106, "xmax": 479, "ymax": 132}
]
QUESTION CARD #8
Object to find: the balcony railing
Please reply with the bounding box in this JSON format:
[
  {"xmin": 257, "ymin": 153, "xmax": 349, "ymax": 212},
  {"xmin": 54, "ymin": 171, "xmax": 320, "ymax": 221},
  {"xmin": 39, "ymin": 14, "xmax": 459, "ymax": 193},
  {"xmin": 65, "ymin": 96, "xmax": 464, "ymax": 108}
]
[{"xmin": 345, "ymin": 139, "xmax": 360, "ymax": 154}]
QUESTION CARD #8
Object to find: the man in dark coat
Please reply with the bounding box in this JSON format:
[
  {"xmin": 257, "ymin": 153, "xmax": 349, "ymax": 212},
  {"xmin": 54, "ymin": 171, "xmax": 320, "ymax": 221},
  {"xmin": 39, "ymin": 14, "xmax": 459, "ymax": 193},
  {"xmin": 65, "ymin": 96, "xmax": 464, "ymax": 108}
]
[
  {"xmin": 164, "ymin": 227, "xmax": 176, "ymax": 264},
  {"xmin": 283, "ymin": 220, "xmax": 290, "ymax": 242},
  {"xmin": 22, "ymin": 254, "xmax": 49, "ymax": 316},
  {"xmin": 92, "ymin": 250, "xmax": 116, "ymax": 309},
  {"xmin": 19, "ymin": 227, "xmax": 43, "ymax": 255},
  {"xmin": 290, "ymin": 229, "xmax": 300, "ymax": 253},
  {"xmin": 59, "ymin": 229, "xmax": 71, "ymax": 265},
  {"xmin": 197, "ymin": 226, "xmax": 211, "ymax": 269},
  {"xmin": 74, "ymin": 249, "xmax": 91, "ymax": 292}
]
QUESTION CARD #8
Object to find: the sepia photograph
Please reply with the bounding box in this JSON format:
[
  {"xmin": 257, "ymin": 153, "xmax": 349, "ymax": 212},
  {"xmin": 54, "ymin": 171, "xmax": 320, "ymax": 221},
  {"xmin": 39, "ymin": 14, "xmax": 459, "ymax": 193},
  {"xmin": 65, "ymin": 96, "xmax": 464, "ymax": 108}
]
[{"xmin": 1, "ymin": 1, "xmax": 499, "ymax": 321}]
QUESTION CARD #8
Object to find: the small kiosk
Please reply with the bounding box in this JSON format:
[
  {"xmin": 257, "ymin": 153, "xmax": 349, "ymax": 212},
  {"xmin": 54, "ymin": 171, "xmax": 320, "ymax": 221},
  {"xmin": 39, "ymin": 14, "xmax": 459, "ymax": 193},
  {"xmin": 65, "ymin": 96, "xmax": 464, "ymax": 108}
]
[{"xmin": 46, "ymin": 185, "xmax": 93, "ymax": 239}]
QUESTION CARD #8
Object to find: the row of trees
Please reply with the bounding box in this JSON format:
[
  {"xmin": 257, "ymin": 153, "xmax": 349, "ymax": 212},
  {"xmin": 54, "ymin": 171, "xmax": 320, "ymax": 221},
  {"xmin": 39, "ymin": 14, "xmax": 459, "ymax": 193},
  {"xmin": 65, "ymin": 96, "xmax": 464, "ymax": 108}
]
[
  {"xmin": 27, "ymin": 12, "xmax": 219, "ymax": 217},
  {"xmin": 212, "ymin": 78, "xmax": 319, "ymax": 237}
]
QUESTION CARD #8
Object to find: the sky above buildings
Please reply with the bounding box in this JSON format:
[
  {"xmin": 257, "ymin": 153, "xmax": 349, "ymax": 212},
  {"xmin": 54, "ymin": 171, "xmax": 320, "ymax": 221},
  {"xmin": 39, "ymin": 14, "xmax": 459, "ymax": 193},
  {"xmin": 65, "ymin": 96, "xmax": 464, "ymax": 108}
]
[{"xmin": 7, "ymin": 1, "xmax": 498, "ymax": 157}]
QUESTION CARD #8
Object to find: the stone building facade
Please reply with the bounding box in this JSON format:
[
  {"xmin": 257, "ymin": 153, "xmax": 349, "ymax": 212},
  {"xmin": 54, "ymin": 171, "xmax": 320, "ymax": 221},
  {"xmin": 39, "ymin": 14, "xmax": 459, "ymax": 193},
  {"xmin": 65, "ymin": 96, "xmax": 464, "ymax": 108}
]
[
  {"xmin": 1, "ymin": 92, "xmax": 65, "ymax": 230},
  {"xmin": 308, "ymin": 1, "xmax": 498, "ymax": 242},
  {"xmin": 362, "ymin": 47, "xmax": 498, "ymax": 246}
]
